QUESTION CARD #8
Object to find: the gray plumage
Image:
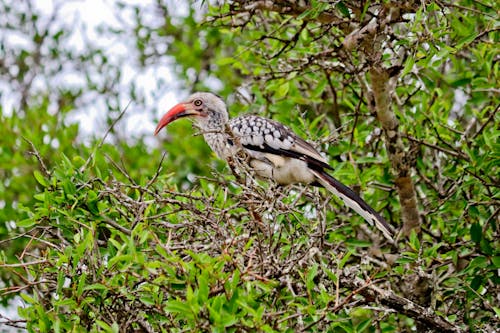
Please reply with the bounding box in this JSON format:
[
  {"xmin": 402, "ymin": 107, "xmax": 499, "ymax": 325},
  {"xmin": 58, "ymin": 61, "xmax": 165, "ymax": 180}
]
[{"xmin": 155, "ymin": 92, "xmax": 395, "ymax": 241}]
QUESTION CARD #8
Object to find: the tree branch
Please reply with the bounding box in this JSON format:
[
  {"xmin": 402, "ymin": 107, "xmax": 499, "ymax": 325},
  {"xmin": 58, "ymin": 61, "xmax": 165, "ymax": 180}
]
[
  {"xmin": 243, "ymin": 1, "xmax": 344, "ymax": 24},
  {"xmin": 341, "ymin": 268, "xmax": 464, "ymax": 333},
  {"xmin": 370, "ymin": 65, "xmax": 420, "ymax": 237}
]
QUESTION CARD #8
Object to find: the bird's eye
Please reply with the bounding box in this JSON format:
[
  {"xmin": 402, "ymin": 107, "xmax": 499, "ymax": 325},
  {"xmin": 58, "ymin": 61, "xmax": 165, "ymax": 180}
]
[{"xmin": 193, "ymin": 99, "xmax": 203, "ymax": 107}]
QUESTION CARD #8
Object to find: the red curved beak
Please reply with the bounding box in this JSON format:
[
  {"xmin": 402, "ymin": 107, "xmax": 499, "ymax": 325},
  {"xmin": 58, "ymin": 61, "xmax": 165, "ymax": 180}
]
[{"xmin": 154, "ymin": 102, "xmax": 200, "ymax": 135}]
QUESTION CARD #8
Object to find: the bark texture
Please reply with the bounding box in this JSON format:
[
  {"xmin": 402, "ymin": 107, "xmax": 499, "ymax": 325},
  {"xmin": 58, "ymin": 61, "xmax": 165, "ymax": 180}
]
[
  {"xmin": 341, "ymin": 268, "xmax": 463, "ymax": 333},
  {"xmin": 370, "ymin": 66, "xmax": 420, "ymax": 236}
]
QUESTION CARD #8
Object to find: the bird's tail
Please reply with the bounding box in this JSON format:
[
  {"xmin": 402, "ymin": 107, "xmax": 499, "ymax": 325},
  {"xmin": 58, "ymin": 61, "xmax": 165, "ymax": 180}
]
[{"xmin": 311, "ymin": 169, "xmax": 395, "ymax": 241}]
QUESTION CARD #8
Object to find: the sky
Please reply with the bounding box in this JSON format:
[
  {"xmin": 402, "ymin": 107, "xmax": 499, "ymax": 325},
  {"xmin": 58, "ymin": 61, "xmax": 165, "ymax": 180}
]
[
  {"xmin": 3, "ymin": 0, "xmax": 191, "ymax": 146},
  {"xmin": 50, "ymin": 0, "xmax": 182, "ymax": 144}
]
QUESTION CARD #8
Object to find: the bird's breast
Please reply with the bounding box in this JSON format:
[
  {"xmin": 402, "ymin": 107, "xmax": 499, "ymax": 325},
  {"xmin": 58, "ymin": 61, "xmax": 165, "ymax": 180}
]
[
  {"xmin": 203, "ymin": 132, "xmax": 236, "ymax": 160},
  {"xmin": 247, "ymin": 152, "xmax": 316, "ymax": 185}
]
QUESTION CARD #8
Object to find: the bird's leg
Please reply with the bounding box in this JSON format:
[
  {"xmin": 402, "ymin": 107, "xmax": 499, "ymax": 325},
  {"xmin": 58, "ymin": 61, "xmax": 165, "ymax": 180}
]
[{"xmin": 226, "ymin": 154, "xmax": 245, "ymax": 184}]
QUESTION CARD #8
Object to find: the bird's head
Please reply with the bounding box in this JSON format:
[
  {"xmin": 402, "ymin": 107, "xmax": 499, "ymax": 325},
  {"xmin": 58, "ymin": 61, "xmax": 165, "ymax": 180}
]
[{"xmin": 154, "ymin": 92, "xmax": 228, "ymax": 135}]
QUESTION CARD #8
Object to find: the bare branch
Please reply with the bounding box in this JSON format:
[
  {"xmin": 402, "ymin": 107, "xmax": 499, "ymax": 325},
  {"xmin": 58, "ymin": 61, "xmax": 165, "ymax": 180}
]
[
  {"xmin": 22, "ymin": 137, "xmax": 50, "ymax": 177},
  {"xmin": 80, "ymin": 100, "xmax": 132, "ymax": 172},
  {"xmin": 341, "ymin": 268, "xmax": 464, "ymax": 333}
]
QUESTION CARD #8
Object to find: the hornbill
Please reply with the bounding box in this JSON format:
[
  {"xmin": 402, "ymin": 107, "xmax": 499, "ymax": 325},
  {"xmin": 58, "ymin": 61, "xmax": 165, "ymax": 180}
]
[{"xmin": 155, "ymin": 92, "xmax": 395, "ymax": 240}]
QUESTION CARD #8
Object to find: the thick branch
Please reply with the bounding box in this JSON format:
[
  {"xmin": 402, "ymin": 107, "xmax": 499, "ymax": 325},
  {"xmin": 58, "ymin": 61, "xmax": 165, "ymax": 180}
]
[
  {"xmin": 341, "ymin": 268, "xmax": 464, "ymax": 333},
  {"xmin": 339, "ymin": 4, "xmax": 422, "ymax": 237},
  {"xmin": 370, "ymin": 66, "xmax": 420, "ymax": 236},
  {"xmin": 243, "ymin": 1, "xmax": 343, "ymax": 24}
]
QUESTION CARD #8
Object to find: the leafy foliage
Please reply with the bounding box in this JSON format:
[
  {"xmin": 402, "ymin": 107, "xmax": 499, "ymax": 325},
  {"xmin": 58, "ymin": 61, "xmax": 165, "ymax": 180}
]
[{"xmin": 1, "ymin": 0, "xmax": 499, "ymax": 332}]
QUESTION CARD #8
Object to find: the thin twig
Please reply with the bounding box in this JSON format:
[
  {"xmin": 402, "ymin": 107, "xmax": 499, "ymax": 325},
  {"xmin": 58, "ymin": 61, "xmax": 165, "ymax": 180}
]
[
  {"xmin": 146, "ymin": 151, "xmax": 167, "ymax": 189},
  {"xmin": 22, "ymin": 137, "xmax": 50, "ymax": 177},
  {"xmin": 80, "ymin": 100, "xmax": 132, "ymax": 172},
  {"xmin": 0, "ymin": 260, "xmax": 48, "ymax": 268},
  {"xmin": 403, "ymin": 134, "xmax": 470, "ymax": 161}
]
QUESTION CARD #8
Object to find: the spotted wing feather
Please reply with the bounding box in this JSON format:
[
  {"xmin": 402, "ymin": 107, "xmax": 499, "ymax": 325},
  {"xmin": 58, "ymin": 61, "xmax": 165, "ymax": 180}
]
[{"xmin": 229, "ymin": 115, "xmax": 331, "ymax": 171}]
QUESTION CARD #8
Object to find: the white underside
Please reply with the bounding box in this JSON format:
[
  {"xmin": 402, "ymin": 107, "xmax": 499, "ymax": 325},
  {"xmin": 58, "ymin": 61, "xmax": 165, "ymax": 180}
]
[
  {"xmin": 249, "ymin": 156, "xmax": 316, "ymax": 185},
  {"xmin": 247, "ymin": 151, "xmax": 316, "ymax": 185}
]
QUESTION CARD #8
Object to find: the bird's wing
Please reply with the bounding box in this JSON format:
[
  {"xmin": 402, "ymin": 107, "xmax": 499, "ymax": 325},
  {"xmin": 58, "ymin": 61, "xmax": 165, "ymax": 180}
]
[{"xmin": 229, "ymin": 115, "xmax": 332, "ymax": 171}]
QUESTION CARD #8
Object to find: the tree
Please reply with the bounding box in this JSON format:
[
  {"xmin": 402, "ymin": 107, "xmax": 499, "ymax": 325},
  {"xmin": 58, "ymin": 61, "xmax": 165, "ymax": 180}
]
[{"xmin": 1, "ymin": 1, "xmax": 498, "ymax": 332}]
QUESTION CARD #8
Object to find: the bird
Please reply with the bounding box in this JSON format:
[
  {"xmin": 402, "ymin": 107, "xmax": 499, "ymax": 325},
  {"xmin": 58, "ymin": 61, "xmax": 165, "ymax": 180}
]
[{"xmin": 154, "ymin": 92, "xmax": 395, "ymax": 241}]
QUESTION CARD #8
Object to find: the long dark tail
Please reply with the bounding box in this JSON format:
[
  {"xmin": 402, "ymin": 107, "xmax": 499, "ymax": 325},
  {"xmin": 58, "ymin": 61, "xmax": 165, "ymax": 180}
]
[{"xmin": 311, "ymin": 169, "xmax": 395, "ymax": 241}]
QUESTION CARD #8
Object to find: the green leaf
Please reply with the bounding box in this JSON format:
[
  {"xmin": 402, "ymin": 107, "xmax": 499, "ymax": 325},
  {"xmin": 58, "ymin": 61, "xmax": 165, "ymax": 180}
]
[
  {"xmin": 395, "ymin": 255, "xmax": 416, "ymax": 264},
  {"xmin": 356, "ymin": 318, "xmax": 372, "ymax": 332},
  {"xmin": 491, "ymin": 256, "xmax": 500, "ymax": 269},
  {"xmin": 297, "ymin": 8, "xmax": 314, "ymax": 20},
  {"xmin": 95, "ymin": 320, "xmax": 112, "ymax": 331},
  {"xmin": 84, "ymin": 283, "xmax": 109, "ymax": 291},
  {"xmin": 479, "ymin": 239, "xmax": 493, "ymax": 256},
  {"xmin": 466, "ymin": 256, "xmax": 488, "ymax": 270},
  {"xmin": 198, "ymin": 271, "xmax": 209, "ymax": 304},
  {"xmin": 470, "ymin": 223, "xmax": 482, "ymax": 243},
  {"xmin": 322, "ymin": 264, "xmax": 338, "ymax": 283},
  {"xmin": 216, "ymin": 57, "xmax": 236, "ymax": 66},
  {"xmin": 470, "ymin": 275, "xmax": 483, "ymax": 290},
  {"xmin": 33, "ymin": 192, "xmax": 46, "ymax": 202},
  {"xmin": 409, "ymin": 230, "xmax": 420, "ymax": 251},
  {"xmin": 229, "ymin": 269, "xmax": 240, "ymax": 292},
  {"xmin": 16, "ymin": 218, "xmax": 35, "ymax": 228},
  {"xmin": 62, "ymin": 179, "xmax": 76, "ymax": 196},
  {"xmin": 401, "ymin": 55, "xmax": 415, "ymax": 78},
  {"xmin": 107, "ymin": 254, "xmax": 134, "ymax": 268},
  {"xmin": 336, "ymin": 2, "xmax": 350, "ymax": 17},
  {"xmin": 339, "ymin": 250, "xmax": 353, "ymax": 269},
  {"xmin": 164, "ymin": 300, "xmax": 194, "ymax": 319},
  {"xmin": 276, "ymin": 81, "xmax": 290, "ymax": 98},
  {"xmin": 305, "ymin": 264, "xmax": 318, "ymax": 292},
  {"xmin": 456, "ymin": 33, "xmax": 477, "ymax": 49},
  {"xmin": 33, "ymin": 170, "xmax": 48, "ymax": 187},
  {"xmin": 77, "ymin": 273, "xmax": 87, "ymax": 298},
  {"xmin": 20, "ymin": 293, "xmax": 36, "ymax": 304},
  {"xmin": 345, "ymin": 239, "xmax": 372, "ymax": 248},
  {"xmin": 111, "ymin": 322, "xmax": 119, "ymax": 333},
  {"xmin": 72, "ymin": 156, "xmax": 86, "ymax": 169},
  {"xmin": 54, "ymin": 298, "xmax": 77, "ymax": 307}
]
